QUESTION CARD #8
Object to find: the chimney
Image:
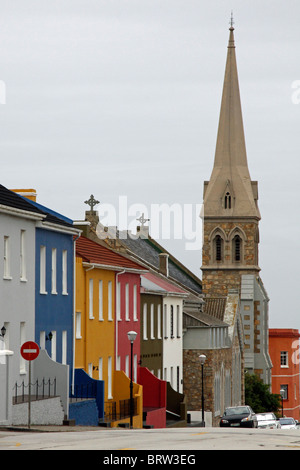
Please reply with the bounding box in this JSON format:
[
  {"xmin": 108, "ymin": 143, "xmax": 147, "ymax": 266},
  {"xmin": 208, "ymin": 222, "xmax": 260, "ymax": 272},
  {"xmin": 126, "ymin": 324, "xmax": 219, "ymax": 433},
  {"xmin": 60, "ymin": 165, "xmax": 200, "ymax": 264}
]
[
  {"xmin": 11, "ymin": 189, "xmax": 37, "ymax": 202},
  {"xmin": 137, "ymin": 225, "xmax": 149, "ymax": 239},
  {"xmin": 159, "ymin": 253, "xmax": 169, "ymax": 277}
]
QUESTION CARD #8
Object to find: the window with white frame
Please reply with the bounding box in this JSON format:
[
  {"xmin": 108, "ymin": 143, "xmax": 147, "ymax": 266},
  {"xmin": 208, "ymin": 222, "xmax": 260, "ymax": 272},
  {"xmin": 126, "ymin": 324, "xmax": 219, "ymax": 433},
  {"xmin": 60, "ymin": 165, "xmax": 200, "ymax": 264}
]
[
  {"xmin": 40, "ymin": 245, "xmax": 47, "ymax": 293},
  {"xmin": 76, "ymin": 312, "xmax": 81, "ymax": 338},
  {"xmin": 280, "ymin": 351, "xmax": 288, "ymax": 368},
  {"xmin": 51, "ymin": 331, "xmax": 56, "ymax": 361},
  {"xmin": 170, "ymin": 305, "xmax": 174, "ymax": 338},
  {"xmin": 108, "ymin": 281, "xmax": 112, "ymax": 320},
  {"xmin": 163, "ymin": 304, "xmax": 168, "ymax": 338},
  {"xmin": 99, "ymin": 280, "xmax": 103, "ymax": 321},
  {"xmin": 125, "ymin": 283, "xmax": 129, "ymax": 321},
  {"xmin": 98, "ymin": 357, "xmax": 103, "ymax": 381},
  {"xmin": 108, "ymin": 356, "xmax": 112, "ymax": 398},
  {"xmin": 62, "ymin": 250, "xmax": 68, "ymax": 294},
  {"xmin": 133, "ymin": 284, "xmax": 137, "ymax": 321},
  {"xmin": 280, "ymin": 384, "xmax": 288, "ymax": 400},
  {"xmin": 116, "ymin": 281, "xmax": 121, "ymax": 320},
  {"xmin": 134, "ymin": 354, "xmax": 137, "ymax": 383},
  {"xmin": 176, "ymin": 305, "xmax": 180, "ymax": 338},
  {"xmin": 125, "ymin": 355, "xmax": 129, "ymax": 377},
  {"xmin": 20, "ymin": 230, "xmax": 26, "ymax": 281},
  {"xmin": 157, "ymin": 304, "xmax": 161, "ymax": 339},
  {"xmin": 20, "ymin": 322, "xmax": 26, "ymax": 374},
  {"xmin": 3, "ymin": 236, "xmax": 11, "ymax": 279},
  {"xmin": 62, "ymin": 330, "xmax": 67, "ymax": 365},
  {"xmin": 143, "ymin": 303, "xmax": 147, "ymax": 340},
  {"xmin": 89, "ymin": 279, "xmax": 94, "ymax": 319},
  {"xmin": 51, "ymin": 248, "xmax": 57, "ymax": 294},
  {"xmin": 150, "ymin": 304, "xmax": 155, "ymax": 339},
  {"xmin": 40, "ymin": 331, "xmax": 46, "ymax": 350}
]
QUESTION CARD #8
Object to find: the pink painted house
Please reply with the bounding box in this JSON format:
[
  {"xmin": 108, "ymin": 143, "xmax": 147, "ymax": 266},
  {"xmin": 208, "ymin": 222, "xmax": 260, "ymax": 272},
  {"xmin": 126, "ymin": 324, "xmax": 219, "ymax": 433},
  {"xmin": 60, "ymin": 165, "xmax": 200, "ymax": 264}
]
[{"xmin": 116, "ymin": 271, "xmax": 145, "ymax": 382}]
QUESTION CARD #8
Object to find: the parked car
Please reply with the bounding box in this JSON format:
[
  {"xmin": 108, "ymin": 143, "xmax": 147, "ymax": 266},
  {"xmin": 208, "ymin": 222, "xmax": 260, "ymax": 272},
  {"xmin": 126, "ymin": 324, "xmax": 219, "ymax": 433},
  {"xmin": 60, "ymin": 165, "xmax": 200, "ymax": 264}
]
[
  {"xmin": 219, "ymin": 406, "xmax": 258, "ymax": 428},
  {"xmin": 279, "ymin": 417, "xmax": 297, "ymax": 429},
  {"xmin": 256, "ymin": 413, "xmax": 280, "ymax": 429}
]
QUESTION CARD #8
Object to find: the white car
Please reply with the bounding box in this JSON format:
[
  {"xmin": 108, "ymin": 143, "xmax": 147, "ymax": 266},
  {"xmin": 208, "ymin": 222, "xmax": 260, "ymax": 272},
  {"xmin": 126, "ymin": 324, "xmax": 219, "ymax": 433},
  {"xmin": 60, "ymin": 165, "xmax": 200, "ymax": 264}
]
[
  {"xmin": 256, "ymin": 412, "xmax": 280, "ymax": 429},
  {"xmin": 279, "ymin": 417, "xmax": 297, "ymax": 429}
]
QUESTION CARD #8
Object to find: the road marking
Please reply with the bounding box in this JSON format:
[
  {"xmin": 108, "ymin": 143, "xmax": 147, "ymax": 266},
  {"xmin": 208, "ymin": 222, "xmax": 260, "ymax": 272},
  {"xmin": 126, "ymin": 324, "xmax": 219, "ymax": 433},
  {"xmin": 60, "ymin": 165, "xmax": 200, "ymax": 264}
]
[{"xmin": 191, "ymin": 432, "xmax": 208, "ymax": 435}]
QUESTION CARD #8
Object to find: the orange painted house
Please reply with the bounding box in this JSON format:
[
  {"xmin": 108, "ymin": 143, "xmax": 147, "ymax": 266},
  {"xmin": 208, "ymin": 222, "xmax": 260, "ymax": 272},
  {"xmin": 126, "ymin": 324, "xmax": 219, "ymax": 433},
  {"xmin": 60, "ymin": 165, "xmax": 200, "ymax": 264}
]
[
  {"xmin": 74, "ymin": 235, "xmax": 147, "ymax": 427},
  {"xmin": 269, "ymin": 329, "xmax": 300, "ymax": 421}
]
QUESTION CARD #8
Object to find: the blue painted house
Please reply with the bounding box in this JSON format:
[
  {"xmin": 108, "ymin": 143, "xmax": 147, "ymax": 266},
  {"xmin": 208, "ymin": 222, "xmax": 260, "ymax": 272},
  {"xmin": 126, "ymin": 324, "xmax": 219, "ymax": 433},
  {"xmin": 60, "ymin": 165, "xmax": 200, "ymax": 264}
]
[{"xmin": 15, "ymin": 192, "xmax": 81, "ymax": 385}]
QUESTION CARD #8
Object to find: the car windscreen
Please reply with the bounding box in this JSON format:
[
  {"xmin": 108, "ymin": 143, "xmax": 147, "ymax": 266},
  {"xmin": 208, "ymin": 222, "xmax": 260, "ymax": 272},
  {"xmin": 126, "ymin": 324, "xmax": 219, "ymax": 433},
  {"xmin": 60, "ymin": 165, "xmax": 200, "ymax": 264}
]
[
  {"xmin": 280, "ymin": 418, "xmax": 294, "ymax": 425},
  {"xmin": 257, "ymin": 414, "xmax": 274, "ymax": 421},
  {"xmin": 224, "ymin": 407, "xmax": 249, "ymax": 416}
]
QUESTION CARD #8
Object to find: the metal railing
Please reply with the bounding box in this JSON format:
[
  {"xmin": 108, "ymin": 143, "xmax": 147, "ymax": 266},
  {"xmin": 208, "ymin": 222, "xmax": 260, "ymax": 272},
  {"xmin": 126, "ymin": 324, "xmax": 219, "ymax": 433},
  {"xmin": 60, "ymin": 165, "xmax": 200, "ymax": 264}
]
[
  {"xmin": 13, "ymin": 378, "xmax": 57, "ymax": 404},
  {"xmin": 103, "ymin": 398, "xmax": 138, "ymax": 422},
  {"xmin": 70, "ymin": 382, "xmax": 97, "ymax": 401}
]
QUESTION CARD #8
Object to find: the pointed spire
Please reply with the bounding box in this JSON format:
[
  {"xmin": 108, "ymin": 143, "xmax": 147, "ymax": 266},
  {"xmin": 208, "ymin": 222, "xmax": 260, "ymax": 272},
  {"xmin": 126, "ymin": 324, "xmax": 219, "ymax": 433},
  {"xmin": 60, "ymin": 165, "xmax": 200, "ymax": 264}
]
[{"xmin": 203, "ymin": 20, "xmax": 260, "ymax": 219}]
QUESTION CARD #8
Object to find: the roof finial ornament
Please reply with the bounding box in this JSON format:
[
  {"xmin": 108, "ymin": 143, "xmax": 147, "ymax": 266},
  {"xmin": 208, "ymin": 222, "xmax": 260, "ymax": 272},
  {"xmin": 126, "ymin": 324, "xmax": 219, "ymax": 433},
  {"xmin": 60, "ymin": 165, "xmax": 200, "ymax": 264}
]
[
  {"xmin": 229, "ymin": 11, "xmax": 234, "ymax": 30},
  {"xmin": 85, "ymin": 194, "xmax": 100, "ymax": 212},
  {"xmin": 136, "ymin": 212, "xmax": 150, "ymax": 228}
]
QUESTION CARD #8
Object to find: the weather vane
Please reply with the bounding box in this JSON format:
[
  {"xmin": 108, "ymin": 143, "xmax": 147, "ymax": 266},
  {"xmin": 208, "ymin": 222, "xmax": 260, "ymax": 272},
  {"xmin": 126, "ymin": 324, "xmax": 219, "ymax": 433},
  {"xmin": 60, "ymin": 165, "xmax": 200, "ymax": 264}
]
[
  {"xmin": 85, "ymin": 194, "xmax": 100, "ymax": 211},
  {"xmin": 229, "ymin": 11, "xmax": 234, "ymax": 28}
]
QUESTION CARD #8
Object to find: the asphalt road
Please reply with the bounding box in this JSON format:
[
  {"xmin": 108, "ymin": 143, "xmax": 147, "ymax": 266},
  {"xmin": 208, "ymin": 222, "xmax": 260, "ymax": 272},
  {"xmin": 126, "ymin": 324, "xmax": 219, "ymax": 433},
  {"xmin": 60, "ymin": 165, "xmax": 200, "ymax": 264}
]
[{"xmin": 2, "ymin": 426, "xmax": 300, "ymax": 454}]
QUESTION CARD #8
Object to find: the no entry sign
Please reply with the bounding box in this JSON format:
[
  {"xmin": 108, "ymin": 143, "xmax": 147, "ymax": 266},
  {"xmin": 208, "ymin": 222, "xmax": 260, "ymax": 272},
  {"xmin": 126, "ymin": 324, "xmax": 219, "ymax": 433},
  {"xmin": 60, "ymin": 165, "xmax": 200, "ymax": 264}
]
[{"xmin": 20, "ymin": 341, "xmax": 40, "ymax": 361}]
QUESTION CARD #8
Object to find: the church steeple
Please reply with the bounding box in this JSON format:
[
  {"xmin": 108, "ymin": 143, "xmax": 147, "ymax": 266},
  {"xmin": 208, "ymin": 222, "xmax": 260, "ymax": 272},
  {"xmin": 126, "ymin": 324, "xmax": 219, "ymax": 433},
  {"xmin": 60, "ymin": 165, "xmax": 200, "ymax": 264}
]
[
  {"xmin": 201, "ymin": 21, "xmax": 261, "ymax": 297},
  {"xmin": 203, "ymin": 23, "xmax": 260, "ymax": 220}
]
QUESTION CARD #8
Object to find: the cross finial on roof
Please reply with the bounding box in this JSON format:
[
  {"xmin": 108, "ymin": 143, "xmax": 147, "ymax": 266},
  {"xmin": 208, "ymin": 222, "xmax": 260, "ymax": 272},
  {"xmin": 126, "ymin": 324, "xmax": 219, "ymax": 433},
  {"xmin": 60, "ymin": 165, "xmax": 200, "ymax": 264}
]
[
  {"xmin": 136, "ymin": 213, "xmax": 150, "ymax": 227},
  {"xmin": 85, "ymin": 194, "xmax": 100, "ymax": 211}
]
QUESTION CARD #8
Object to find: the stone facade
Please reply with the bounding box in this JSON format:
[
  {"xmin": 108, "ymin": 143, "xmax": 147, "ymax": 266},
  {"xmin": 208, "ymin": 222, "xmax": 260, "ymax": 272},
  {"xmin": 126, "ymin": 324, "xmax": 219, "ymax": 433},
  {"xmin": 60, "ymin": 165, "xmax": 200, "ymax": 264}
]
[{"xmin": 201, "ymin": 219, "xmax": 260, "ymax": 297}]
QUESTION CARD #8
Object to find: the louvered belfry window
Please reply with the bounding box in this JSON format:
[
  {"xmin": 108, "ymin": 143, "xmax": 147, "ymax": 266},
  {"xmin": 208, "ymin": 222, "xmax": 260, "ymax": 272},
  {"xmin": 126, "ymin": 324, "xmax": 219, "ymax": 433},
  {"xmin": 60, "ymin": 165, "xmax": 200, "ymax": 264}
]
[
  {"xmin": 215, "ymin": 235, "xmax": 222, "ymax": 261},
  {"xmin": 234, "ymin": 235, "xmax": 241, "ymax": 261}
]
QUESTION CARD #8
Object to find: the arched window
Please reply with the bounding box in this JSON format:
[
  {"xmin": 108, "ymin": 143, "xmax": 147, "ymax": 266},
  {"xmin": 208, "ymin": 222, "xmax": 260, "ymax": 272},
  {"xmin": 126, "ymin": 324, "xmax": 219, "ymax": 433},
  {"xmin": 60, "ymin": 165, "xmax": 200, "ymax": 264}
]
[
  {"xmin": 224, "ymin": 192, "xmax": 231, "ymax": 209},
  {"xmin": 215, "ymin": 235, "xmax": 223, "ymax": 262},
  {"xmin": 233, "ymin": 235, "xmax": 241, "ymax": 262}
]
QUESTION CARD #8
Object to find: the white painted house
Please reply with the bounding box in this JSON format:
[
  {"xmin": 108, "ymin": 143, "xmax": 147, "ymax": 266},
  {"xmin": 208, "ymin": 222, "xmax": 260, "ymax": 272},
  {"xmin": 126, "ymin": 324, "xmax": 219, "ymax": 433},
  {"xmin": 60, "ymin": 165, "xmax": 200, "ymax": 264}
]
[{"xmin": 0, "ymin": 185, "xmax": 45, "ymax": 424}]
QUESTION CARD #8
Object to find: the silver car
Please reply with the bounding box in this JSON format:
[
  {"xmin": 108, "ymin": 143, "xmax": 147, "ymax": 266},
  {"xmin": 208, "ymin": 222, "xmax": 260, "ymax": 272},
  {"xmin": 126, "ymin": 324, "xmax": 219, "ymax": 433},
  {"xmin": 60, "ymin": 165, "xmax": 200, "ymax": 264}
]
[
  {"xmin": 256, "ymin": 412, "xmax": 280, "ymax": 429},
  {"xmin": 279, "ymin": 417, "xmax": 297, "ymax": 429}
]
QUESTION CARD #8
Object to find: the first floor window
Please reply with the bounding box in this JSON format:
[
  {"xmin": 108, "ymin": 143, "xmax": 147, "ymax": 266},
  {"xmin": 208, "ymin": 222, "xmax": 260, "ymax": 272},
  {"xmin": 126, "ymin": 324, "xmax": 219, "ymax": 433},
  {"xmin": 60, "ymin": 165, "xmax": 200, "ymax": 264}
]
[
  {"xmin": 62, "ymin": 250, "xmax": 68, "ymax": 294},
  {"xmin": 280, "ymin": 384, "xmax": 288, "ymax": 400},
  {"xmin": 280, "ymin": 351, "xmax": 288, "ymax": 367},
  {"xmin": 3, "ymin": 236, "xmax": 10, "ymax": 278}
]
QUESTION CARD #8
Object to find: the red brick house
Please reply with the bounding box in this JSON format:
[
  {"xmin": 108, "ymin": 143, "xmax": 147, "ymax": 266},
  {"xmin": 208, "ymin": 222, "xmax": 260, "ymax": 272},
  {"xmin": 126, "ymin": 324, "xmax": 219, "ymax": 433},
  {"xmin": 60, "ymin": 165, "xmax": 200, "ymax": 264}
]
[{"xmin": 269, "ymin": 329, "xmax": 300, "ymax": 421}]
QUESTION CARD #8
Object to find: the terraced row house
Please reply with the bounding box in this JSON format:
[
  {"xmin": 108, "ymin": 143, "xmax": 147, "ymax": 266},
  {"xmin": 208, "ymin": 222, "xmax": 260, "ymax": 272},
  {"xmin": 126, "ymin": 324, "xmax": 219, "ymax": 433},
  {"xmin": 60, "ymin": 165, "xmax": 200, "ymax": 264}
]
[{"xmin": 0, "ymin": 22, "xmax": 272, "ymax": 429}]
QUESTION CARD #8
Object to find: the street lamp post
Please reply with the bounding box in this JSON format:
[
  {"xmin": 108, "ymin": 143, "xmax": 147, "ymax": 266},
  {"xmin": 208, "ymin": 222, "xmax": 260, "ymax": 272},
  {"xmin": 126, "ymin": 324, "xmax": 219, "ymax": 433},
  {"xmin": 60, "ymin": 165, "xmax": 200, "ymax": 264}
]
[
  {"xmin": 199, "ymin": 354, "xmax": 206, "ymax": 427},
  {"xmin": 280, "ymin": 388, "xmax": 285, "ymax": 417},
  {"xmin": 127, "ymin": 331, "xmax": 137, "ymax": 429}
]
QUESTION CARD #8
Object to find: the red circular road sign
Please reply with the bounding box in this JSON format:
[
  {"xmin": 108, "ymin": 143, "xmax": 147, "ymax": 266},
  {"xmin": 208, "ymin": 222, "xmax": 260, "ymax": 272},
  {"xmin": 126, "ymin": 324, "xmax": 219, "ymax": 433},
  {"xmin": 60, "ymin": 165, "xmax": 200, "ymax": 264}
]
[{"xmin": 20, "ymin": 341, "xmax": 40, "ymax": 361}]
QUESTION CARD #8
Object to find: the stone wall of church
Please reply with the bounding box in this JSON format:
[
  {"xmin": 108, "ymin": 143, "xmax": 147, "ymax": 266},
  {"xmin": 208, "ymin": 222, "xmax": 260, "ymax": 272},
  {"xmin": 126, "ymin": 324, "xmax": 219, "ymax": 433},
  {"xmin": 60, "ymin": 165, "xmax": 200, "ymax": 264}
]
[
  {"xmin": 183, "ymin": 347, "xmax": 233, "ymax": 427},
  {"xmin": 201, "ymin": 219, "xmax": 260, "ymax": 297}
]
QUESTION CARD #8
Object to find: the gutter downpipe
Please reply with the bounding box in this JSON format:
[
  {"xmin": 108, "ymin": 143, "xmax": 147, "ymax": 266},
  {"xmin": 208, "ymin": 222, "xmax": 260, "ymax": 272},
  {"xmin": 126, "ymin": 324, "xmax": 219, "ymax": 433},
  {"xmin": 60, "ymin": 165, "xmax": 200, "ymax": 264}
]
[{"xmin": 72, "ymin": 232, "xmax": 81, "ymax": 398}]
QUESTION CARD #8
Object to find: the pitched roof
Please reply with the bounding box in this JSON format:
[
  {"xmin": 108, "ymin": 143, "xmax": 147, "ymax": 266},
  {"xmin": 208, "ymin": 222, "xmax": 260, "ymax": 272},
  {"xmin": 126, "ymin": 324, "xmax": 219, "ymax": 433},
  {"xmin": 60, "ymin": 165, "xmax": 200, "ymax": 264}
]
[
  {"xmin": 141, "ymin": 272, "xmax": 188, "ymax": 296},
  {"xmin": 0, "ymin": 184, "xmax": 45, "ymax": 217},
  {"xmin": 76, "ymin": 235, "xmax": 148, "ymax": 271},
  {"xmin": 0, "ymin": 184, "xmax": 76, "ymax": 230},
  {"xmin": 117, "ymin": 232, "xmax": 202, "ymax": 295}
]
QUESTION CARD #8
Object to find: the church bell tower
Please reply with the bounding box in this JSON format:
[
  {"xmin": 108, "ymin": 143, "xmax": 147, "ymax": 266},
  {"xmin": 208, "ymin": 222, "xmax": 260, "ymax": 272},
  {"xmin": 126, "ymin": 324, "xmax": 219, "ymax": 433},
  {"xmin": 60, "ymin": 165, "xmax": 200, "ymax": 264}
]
[{"xmin": 201, "ymin": 23, "xmax": 261, "ymax": 297}]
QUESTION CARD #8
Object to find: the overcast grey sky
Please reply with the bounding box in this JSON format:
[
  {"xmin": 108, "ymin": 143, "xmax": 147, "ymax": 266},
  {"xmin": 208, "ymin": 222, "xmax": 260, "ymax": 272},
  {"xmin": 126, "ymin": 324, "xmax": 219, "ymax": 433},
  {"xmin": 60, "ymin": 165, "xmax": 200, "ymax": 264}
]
[{"xmin": 0, "ymin": 0, "xmax": 299, "ymax": 329}]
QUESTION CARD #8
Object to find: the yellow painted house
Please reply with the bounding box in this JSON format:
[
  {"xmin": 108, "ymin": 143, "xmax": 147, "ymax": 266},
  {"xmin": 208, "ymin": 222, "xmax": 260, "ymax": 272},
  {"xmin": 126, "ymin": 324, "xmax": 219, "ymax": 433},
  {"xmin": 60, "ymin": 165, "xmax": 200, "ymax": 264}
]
[{"xmin": 75, "ymin": 235, "xmax": 146, "ymax": 427}]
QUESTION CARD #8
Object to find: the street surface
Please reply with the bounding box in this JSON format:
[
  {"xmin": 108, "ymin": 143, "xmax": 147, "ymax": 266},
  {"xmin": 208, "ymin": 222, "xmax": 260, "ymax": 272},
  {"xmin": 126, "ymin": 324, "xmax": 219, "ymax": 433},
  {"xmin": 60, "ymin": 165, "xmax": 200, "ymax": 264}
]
[{"xmin": 2, "ymin": 426, "xmax": 300, "ymax": 453}]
